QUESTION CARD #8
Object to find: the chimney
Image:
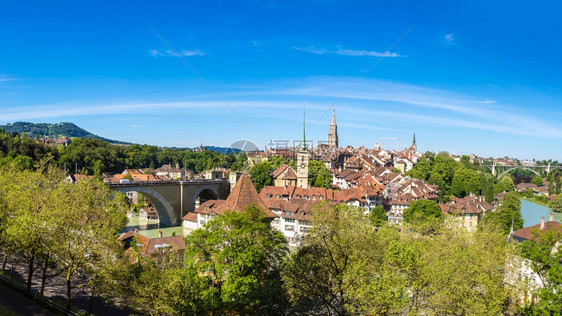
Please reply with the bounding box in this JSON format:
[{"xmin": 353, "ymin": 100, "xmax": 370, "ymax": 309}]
[
  {"xmin": 158, "ymin": 230, "xmax": 163, "ymax": 238},
  {"xmin": 540, "ymin": 217, "xmax": 545, "ymax": 229},
  {"xmin": 550, "ymin": 213, "xmax": 555, "ymax": 222}
]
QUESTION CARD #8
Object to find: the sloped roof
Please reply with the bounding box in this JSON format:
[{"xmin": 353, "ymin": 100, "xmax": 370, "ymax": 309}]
[
  {"xmin": 512, "ymin": 221, "xmax": 562, "ymax": 242},
  {"xmin": 182, "ymin": 212, "xmax": 198, "ymax": 222},
  {"xmin": 135, "ymin": 235, "xmax": 186, "ymax": 255},
  {"xmin": 271, "ymin": 164, "xmax": 297, "ymax": 180},
  {"xmin": 203, "ymin": 172, "xmax": 278, "ymax": 218}
]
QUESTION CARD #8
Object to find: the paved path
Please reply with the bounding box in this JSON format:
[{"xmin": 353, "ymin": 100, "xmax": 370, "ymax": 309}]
[{"xmin": 0, "ymin": 282, "xmax": 54, "ymax": 316}]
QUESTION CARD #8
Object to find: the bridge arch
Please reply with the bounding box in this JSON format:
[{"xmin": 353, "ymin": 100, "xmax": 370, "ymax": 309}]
[
  {"xmin": 114, "ymin": 187, "xmax": 176, "ymax": 226},
  {"xmin": 497, "ymin": 167, "xmax": 540, "ymax": 179},
  {"xmin": 192, "ymin": 185, "xmax": 219, "ymax": 204}
]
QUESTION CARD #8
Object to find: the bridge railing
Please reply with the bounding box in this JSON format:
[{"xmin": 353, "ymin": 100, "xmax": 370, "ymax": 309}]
[{"xmin": 106, "ymin": 179, "xmax": 230, "ymax": 185}]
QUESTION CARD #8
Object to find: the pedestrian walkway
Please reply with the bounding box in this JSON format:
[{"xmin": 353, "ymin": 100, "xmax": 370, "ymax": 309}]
[{"xmin": 0, "ymin": 282, "xmax": 54, "ymax": 316}]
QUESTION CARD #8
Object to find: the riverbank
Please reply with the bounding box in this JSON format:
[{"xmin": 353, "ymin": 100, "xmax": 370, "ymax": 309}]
[
  {"xmin": 520, "ymin": 198, "xmax": 562, "ymax": 226},
  {"xmin": 521, "ymin": 196, "xmax": 550, "ymax": 207}
]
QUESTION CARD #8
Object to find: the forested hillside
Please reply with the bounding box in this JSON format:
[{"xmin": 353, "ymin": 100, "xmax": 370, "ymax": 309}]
[
  {"xmin": 0, "ymin": 121, "xmax": 128, "ymax": 144},
  {"xmin": 0, "ymin": 129, "xmax": 247, "ymax": 174}
]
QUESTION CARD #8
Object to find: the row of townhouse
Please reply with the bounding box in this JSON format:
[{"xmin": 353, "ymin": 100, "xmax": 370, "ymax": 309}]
[
  {"xmin": 182, "ymin": 172, "xmax": 383, "ymax": 246},
  {"xmin": 440, "ymin": 194, "xmax": 494, "ymax": 232},
  {"xmin": 387, "ymin": 180, "xmax": 440, "ymax": 224}
]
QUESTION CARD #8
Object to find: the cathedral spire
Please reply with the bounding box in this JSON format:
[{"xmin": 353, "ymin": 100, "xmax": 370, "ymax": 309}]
[
  {"xmin": 328, "ymin": 108, "xmax": 338, "ymax": 148},
  {"xmin": 413, "ymin": 133, "xmax": 416, "ymax": 146}
]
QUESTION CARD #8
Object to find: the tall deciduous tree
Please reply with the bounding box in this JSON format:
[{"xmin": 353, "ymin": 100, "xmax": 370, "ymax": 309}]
[
  {"xmin": 403, "ymin": 199, "xmax": 442, "ymax": 225},
  {"xmin": 184, "ymin": 206, "xmax": 288, "ymax": 314},
  {"xmin": 50, "ymin": 177, "xmax": 128, "ymax": 309},
  {"xmin": 248, "ymin": 161, "xmax": 272, "ymax": 192},
  {"xmin": 549, "ymin": 195, "xmax": 562, "ymax": 213},
  {"xmin": 519, "ymin": 227, "xmax": 562, "ymax": 314},
  {"xmin": 482, "ymin": 191, "xmax": 523, "ymax": 234}
]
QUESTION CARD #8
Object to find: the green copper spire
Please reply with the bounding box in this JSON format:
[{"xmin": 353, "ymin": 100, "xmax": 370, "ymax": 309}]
[{"xmin": 301, "ymin": 104, "xmax": 306, "ymax": 150}]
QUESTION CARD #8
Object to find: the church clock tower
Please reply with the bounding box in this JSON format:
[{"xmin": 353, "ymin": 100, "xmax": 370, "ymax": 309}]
[{"xmin": 297, "ymin": 108, "xmax": 309, "ymax": 189}]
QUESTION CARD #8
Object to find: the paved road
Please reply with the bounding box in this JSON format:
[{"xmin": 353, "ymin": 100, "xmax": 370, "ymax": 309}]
[{"xmin": 0, "ymin": 282, "xmax": 54, "ymax": 316}]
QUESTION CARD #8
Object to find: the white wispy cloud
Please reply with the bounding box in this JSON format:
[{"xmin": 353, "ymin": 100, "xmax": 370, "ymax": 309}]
[
  {"xmin": 2, "ymin": 77, "xmax": 560, "ymax": 142},
  {"xmin": 0, "ymin": 75, "xmax": 17, "ymax": 82},
  {"xmin": 444, "ymin": 33, "xmax": 456, "ymax": 45},
  {"xmin": 227, "ymin": 77, "xmax": 562, "ymax": 139},
  {"xmin": 335, "ymin": 49, "xmax": 400, "ymax": 57},
  {"xmin": 149, "ymin": 49, "xmax": 206, "ymax": 57},
  {"xmin": 293, "ymin": 46, "xmax": 400, "ymax": 57},
  {"xmin": 477, "ymin": 99, "xmax": 496, "ymax": 104}
]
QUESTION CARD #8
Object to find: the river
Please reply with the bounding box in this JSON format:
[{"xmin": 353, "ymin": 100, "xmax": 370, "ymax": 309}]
[
  {"xmin": 122, "ymin": 215, "xmax": 189, "ymax": 238},
  {"xmin": 520, "ymin": 198, "xmax": 562, "ymax": 226}
]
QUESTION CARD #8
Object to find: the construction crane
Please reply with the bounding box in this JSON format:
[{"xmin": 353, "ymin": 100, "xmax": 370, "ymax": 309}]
[{"xmin": 379, "ymin": 138, "xmax": 402, "ymax": 151}]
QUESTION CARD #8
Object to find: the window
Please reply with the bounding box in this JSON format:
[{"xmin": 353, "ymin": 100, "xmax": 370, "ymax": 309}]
[
  {"xmin": 285, "ymin": 225, "xmax": 295, "ymax": 231},
  {"xmin": 300, "ymin": 226, "xmax": 310, "ymax": 233},
  {"xmin": 285, "ymin": 218, "xmax": 295, "ymax": 223}
]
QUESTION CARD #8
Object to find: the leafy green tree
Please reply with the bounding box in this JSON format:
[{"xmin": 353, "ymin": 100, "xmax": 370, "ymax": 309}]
[
  {"xmin": 248, "ymin": 161, "xmax": 272, "ymax": 192},
  {"xmin": 479, "ymin": 172, "xmax": 496, "ymax": 203},
  {"xmin": 530, "ymin": 175, "xmax": 544, "ymax": 187},
  {"xmin": 308, "ymin": 159, "xmax": 332, "ymax": 189},
  {"xmin": 369, "ymin": 205, "xmax": 387, "ymax": 227},
  {"xmin": 414, "ymin": 223, "xmax": 512, "ymax": 314},
  {"xmin": 482, "ymin": 191, "xmax": 523, "ymax": 234},
  {"xmin": 427, "ymin": 154, "xmax": 456, "ymax": 197},
  {"xmin": 519, "ymin": 227, "xmax": 562, "ymax": 314},
  {"xmin": 115, "ymin": 248, "xmax": 206, "ymax": 316},
  {"xmin": 494, "ymin": 175, "xmax": 515, "ymax": 195},
  {"xmin": 450, "ymin": 166, "xmax": 480, "ymax": 198},
  {"xmin": 1, "ymin": 166, "xmax": 64, "ymax": 289},
  {"xmin": 406, "ymin": 158, "xmax": 432, "ymax": 181},
  {"xmin": 549, "ymin": 195, "xmax": 562, "ymax": 213},
  {"xmin": 51, "ymin": 177, "xmax": 128, "ymax": 309},
  {"xmin": 283, "ymin": 203, "xmax": 376, "ymax": 315},
  {"xmin": 185, "ymin": 206, "xmax": 288, "ymax": 314},
  {"xmin": 403, "ymin": 199, "xmax": 442, "ymax": 225}
]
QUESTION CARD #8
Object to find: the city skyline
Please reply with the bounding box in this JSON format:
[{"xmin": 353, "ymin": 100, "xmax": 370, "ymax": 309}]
[{"xmin": 1, "ymin": 1, "xmax": 561, "ymax": 160}]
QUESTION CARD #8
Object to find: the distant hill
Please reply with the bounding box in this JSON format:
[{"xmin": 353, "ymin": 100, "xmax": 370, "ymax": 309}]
[
  {"xmin": 0, "ymin": 122, "xmax": 130, "ymax": 144},
  {"xmin": 0, "ymin": 122, "xmax": 245, "ymax": 152}
]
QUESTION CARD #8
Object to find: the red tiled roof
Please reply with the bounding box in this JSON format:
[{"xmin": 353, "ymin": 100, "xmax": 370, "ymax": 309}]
[
  {"xmin": 136, "ymin": 235, "xmax": 186, "ymax": 255},
  {"xmin": 182, "ymin": 212, "xmax": 198, "ymax": 222},
  {"xmin": 271, "ymin": 164, "xmax": 297, "ymax": 180},
  {"xmin": 512, "ymin": 222, "xmax": 562, "ymax": 242},
  {"xmin": 195, "ymin": 172, "xmax": 277, "ymax": 218}
]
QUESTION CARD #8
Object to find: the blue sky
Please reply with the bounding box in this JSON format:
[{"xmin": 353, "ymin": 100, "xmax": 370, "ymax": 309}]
[{"xmin": 1, "ymin": 1, "xmax": 561, "ymax": 160}]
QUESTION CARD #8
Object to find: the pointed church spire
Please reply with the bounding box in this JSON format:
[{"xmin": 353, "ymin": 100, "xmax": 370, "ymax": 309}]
[
  {"xmin": 413, "ymin": 133, "xmax": 416, "ymax": 145},
  {"xmin": 328, "ymin": 108, "xmax": 339, "ymax": 148}
]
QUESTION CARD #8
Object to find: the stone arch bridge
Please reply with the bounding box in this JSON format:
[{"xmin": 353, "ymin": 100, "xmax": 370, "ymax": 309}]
[{"xmin": 109, "ymin": 180, "xmax": 230, "ymax": 226}]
